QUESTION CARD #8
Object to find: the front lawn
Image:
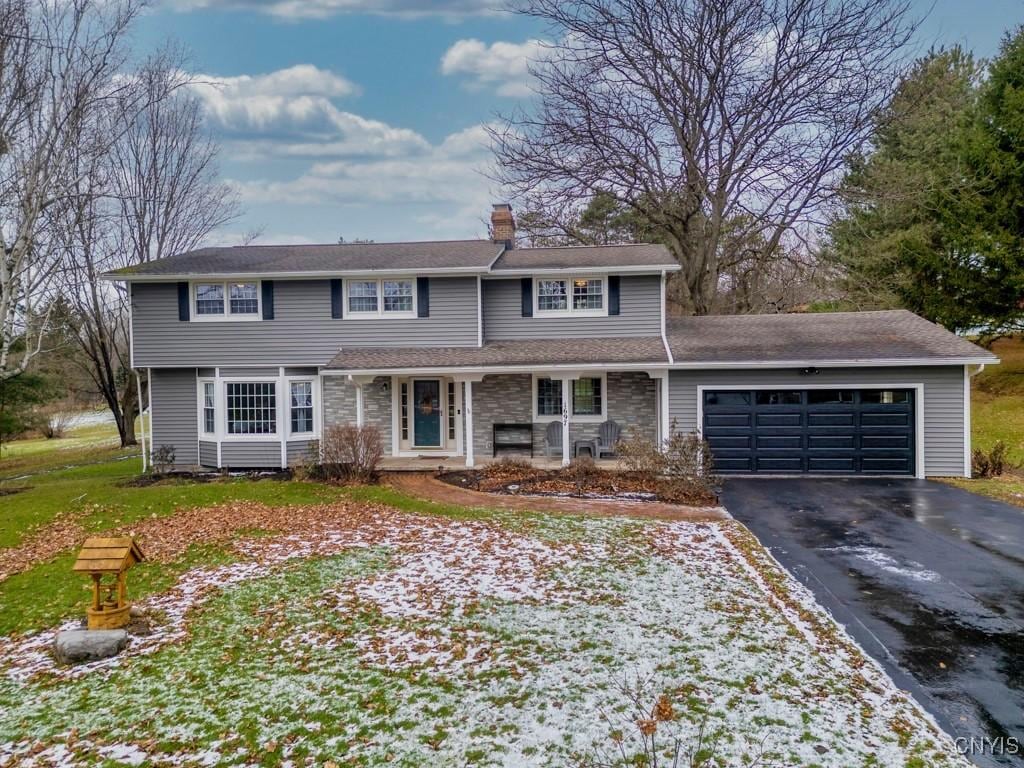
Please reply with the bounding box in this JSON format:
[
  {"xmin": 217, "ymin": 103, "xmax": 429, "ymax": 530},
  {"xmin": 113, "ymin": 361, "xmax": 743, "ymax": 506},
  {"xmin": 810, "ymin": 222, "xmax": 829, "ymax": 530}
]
[{"xmin": 0, "ymin": 460, "xmax": 965, "ymax": 766}]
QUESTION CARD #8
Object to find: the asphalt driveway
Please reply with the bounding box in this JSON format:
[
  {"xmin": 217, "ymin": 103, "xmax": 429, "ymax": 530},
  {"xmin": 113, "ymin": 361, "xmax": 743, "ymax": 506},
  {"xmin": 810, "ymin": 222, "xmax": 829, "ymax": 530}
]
[{"xmin": 722, "ymin": 478, "xmax": 1024, "ymax": 768}]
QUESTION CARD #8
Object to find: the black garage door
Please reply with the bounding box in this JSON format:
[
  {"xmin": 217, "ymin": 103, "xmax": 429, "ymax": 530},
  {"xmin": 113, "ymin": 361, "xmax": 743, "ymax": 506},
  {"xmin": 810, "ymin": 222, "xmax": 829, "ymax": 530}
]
[{"xmin": 702, "ymin": 388, "xmax": 915, "ymax": 475}]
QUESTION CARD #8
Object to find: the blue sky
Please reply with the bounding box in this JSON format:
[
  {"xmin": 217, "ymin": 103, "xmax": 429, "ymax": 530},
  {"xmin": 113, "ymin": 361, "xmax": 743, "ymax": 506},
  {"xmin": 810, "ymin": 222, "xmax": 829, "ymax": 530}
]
[{"xmin": 131, "ymin": 0, "xmax": 1023, "ymax": 246}]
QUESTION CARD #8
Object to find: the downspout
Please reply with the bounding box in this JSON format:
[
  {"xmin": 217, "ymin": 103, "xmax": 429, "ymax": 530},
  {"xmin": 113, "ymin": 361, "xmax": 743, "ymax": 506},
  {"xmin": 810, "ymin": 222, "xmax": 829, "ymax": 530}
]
[
  {"xmin": 964, "ymin": 364, "xmax": 987, "ymax": 479},
  {"xmin": 134, "ymin": 369, "xmax": 147, "ymax": 472},
  {"xmin": 660, "ymin": 270, "xmax": 674, "ymax": 365}
]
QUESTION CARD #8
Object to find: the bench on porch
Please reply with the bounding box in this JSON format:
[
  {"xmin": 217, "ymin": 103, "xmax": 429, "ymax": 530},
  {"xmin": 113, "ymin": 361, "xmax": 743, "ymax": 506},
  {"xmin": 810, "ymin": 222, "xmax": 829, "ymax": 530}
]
[{"xmin": 492, "ymin": 423, "xmax": 534, "ymax": 457}]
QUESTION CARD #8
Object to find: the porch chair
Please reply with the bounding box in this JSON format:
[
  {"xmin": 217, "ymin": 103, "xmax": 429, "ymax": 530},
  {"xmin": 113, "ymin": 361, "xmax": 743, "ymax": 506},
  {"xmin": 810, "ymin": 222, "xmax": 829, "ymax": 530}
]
[
  {"xmin": 595, "ymin": 420, "xmax": 622, "ymax": 459},
  {"xmin": 543, "ymin": 420, "xmax": 562, "ymax": 458}
]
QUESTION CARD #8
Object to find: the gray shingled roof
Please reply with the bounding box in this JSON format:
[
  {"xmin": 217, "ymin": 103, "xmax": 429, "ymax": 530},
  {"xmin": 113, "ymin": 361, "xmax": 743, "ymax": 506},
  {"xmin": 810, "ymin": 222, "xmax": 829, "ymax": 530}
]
[
  {"xmin": 491, "ymin": 243, "xmax": 676, "ymax": 271},
  {"xmin": 108, "ymin": 240, "xmax": 504, "ymax": 277},
  {"xmin": 325, "ymin": 337, "xmax": 670, "ymax": 371},
  {"xmin": 666, "ymin": 310, "xmax": 997, "ymax": 364}
]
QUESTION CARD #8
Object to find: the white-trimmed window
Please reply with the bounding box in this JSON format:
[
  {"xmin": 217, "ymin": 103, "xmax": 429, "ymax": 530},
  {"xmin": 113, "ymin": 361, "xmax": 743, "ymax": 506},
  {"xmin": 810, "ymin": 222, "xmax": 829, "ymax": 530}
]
[
  {"xmin": 289, "ymin": 381, "xmax": 314, "ymax": 434},
  {"xmin": 346, "ymin": 278, "xmax": 416, "ymax": 317},
  {"xmin": 226, "ymin": 382, "xmax": 277, "ymax": 435},
  {"xmin": 535, "ymin": 276, "xmax": 607, "ymax": 315},
  {"xmin": 193, "ymin": 281, "xmax": 261, "ymax": 320},
  {"xmin": 201, "ymin": 381, "xmax": 216, "ymax": 434},
  {"xmin": 532, "ymin": 374, "xmax": 607, "ymax": 422}
]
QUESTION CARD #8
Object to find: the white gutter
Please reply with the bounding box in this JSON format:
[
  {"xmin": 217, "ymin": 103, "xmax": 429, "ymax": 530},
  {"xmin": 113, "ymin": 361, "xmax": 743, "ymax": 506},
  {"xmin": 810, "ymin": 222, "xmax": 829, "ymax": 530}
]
[
  {"xmin": 102, "ymin": 266, "xmax": 494, "ymax": 282},
  {"xmin": 319, "ymin": 355, "xmax": 999, "ymax": 378},
  {"xmin": 486, "ymin": 265, "xmax": 681, "ymax": 276},
  {"xmin": 660, "ymin": 269, "xmax": 674, "ymax": 365}
]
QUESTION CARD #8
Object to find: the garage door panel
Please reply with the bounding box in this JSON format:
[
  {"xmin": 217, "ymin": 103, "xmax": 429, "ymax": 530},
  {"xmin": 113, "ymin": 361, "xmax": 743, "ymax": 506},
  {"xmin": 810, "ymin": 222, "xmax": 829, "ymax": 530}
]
[
  {"xmin": 756, "ymin": 435, "xmax": 802, "ymax": 449},
  {"xmin": 713, "ymin": 456, "xmax": 755, "ymax": 472},
  {"xmin": 808, "ymin": 457, "xmax": 857, "ymax": 472},
  {"xmin": 706, "ymin": 435, "xmax": 752, "ymax": 449},
  {"xmin": 862, "ymin": 434, "xmax": 911, "ymax": 449},
  {"xmin": 756, "ymin": 412, "xmax": 802, "ymax": 427},
  {"xmin": 860, "ymin": 411, "xmax": 912, "ymax": 427},
  {"xmin": 756, "ymin": 457, "xmax": 805, "ymax": 472},
  {"xmin": 705, "ymin": 413, "xmax": 752, "ymax": 428},
  {"xmin": 808, "ymin": 412, "xmax": 856, "ymax": 427},
  {"xmin": 807, "ymin": 434, "xmax": 855, "ymax": 449},
  {"xmin": 703, "ymin": 388, "xmax": 914, "ymax": 476},
  {"xmin": 862, "ymin": 457, "xmax": 913, "ymax": 473}
]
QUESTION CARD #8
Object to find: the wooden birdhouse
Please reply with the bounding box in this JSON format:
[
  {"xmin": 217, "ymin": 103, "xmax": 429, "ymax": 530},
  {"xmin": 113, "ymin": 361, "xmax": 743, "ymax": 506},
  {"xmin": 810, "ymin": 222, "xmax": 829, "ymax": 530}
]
[{"xmin": 73, "ymin": 537, "xmax": 146, "ymax": 630}]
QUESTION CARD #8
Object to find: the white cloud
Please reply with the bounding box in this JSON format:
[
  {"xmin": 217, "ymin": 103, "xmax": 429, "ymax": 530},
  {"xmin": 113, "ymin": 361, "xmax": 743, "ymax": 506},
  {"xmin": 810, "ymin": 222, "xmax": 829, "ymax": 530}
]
[
  {"xmin": 191, "ymin": 65, "xmax": 429, "ymax": 158},
  {"xmin": 440, "ymin": 38, "xmax": 544, "ymax": 98},
  {"xmin": 167, "ymin": 0, "xmax": 503, "ymax": 20},
  {"xmin": 230, "ymin": 122, "xmax": 497, "ymax": 221}
]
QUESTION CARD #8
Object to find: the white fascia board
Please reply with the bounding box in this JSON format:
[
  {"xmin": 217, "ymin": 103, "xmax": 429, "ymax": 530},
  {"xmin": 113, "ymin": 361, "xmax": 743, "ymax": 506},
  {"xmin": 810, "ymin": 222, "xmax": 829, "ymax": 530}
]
[
  {"xmin": 485, "ymin": 265, "xmax": 680, "ymax": 277},
  {"xmin": 320, "ymin": 355, "xmax": 997, "ymax": 378},
  {"xmin": 103, "ymin": 266, "xmax": 492, "ymax": 282}
]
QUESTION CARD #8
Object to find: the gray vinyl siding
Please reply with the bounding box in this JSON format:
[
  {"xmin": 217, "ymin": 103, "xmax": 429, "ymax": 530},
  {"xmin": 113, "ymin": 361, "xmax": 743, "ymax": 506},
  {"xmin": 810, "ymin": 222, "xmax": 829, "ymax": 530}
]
[
  {"xmin": 150, "ymin": 368, "xmax": 198, "ymax": 468},
  {"xmin": 220, "ymin": 367, "xmax": 278, "ymax": 377},
  {"xmin": 668, "ymin": 366, "xmax": 966, "ymax": 477},
  {"xmin": 199, "ymin": 441, "xmax": 217, "ymax": 467},
  {"xmin": 482, "ymin": 275, "xmax": 662, "ymax": 340},
  {"xmin": 287, "ymin": 439, "xmax": 316, "ymax": 466},
  {"xmin": 221, "ymin": 442, "xmax": 281, "ymax": 468},
  {"xmin": 132, "ymin": 277, "xmax": 479, "ymax": 367}
]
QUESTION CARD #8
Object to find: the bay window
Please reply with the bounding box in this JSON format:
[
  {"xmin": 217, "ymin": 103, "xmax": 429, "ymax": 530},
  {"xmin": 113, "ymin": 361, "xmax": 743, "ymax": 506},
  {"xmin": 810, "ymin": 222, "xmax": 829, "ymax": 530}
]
[{"xmin": 198, "ymin": 376, "xmax": 318, "ymax": 441}]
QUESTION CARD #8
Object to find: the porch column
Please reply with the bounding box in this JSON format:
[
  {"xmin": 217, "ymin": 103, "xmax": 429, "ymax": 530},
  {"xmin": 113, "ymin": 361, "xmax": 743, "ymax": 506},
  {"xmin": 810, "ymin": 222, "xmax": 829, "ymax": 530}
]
[
  {"xmin": 354, "ymin": 383, "xmax": 364, "ymax": 427},
  {"xmin": 658, "ymin": 371, "xmax": 670, "ymax": 448},
  {"xmin": 560, "ymin": 375, "xmax": 571, "ymax": 466},
  {"xmin": 464, "ymin": 379, "xmax": 475, "ymax": 468}
]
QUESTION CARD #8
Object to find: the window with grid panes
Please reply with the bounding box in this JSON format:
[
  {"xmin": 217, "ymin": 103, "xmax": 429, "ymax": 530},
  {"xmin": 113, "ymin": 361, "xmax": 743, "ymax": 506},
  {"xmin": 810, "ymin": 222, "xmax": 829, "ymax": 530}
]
[
  {"xmin": 202, "ymin": 382, "xmax": 215, "ymax": 433},
  {"xmin": 226, "ymin": 382, "xmax": 276, "ymax": 434},
  {"xmin": 536, "ymin": 378, "xmax": 562, "ymax": 416},
  {"xmin": 290, "ymin": 381, "xmax": 313, "ymax": 433}
]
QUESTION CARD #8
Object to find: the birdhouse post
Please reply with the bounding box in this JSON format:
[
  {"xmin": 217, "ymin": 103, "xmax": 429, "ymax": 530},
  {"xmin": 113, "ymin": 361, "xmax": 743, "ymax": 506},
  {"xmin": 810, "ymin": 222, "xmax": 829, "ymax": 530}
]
[{"xmin": 73, "ymin": 537, "xmax": 146, "ymax": 630}]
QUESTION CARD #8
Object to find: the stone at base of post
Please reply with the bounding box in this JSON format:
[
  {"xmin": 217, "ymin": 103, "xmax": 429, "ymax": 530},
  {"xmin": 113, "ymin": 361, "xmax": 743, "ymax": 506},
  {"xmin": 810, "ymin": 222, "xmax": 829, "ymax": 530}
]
[{"xmin": 87, "ymin": 604, "xmax": 131, "ymax": 630}]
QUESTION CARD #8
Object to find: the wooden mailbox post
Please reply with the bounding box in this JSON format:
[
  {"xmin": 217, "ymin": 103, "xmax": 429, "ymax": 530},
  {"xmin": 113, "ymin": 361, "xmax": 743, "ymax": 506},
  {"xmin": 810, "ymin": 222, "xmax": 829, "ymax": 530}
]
[{"xmin": 73, "ymin": 537, "xmax": 146, "ymax": 630}]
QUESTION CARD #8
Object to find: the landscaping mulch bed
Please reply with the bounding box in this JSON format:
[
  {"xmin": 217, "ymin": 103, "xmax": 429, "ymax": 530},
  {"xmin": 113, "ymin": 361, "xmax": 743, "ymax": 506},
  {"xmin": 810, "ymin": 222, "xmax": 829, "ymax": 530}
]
[
  {"xmin": 437, "ymin": 461, "xmax": 718, "ymax": 507},
  {"xmin": 118, "ymin": 469, "xmax": 293, "ymax": 487}
]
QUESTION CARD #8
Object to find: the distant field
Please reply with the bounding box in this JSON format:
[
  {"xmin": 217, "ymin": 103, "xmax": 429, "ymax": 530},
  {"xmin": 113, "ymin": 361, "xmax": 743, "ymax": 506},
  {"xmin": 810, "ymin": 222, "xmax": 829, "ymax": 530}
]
[{"xmin": 972, "ymin": 336, "xmax": 1024, "ymax": 465}]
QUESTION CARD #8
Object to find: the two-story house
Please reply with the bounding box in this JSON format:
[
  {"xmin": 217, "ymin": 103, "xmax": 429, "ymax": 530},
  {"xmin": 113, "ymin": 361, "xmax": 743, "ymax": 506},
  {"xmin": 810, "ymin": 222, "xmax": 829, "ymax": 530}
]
[{"xmin": 110, "ymin": 204, "xmax": 998, "ymax": 478}]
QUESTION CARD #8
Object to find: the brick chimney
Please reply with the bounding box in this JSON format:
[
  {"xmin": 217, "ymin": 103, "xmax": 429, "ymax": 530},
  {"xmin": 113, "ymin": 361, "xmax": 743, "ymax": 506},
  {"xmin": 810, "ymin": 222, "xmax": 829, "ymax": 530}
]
[{"xmin": 490, "ymin": 203, "xmax": 515, "ymax": 248}]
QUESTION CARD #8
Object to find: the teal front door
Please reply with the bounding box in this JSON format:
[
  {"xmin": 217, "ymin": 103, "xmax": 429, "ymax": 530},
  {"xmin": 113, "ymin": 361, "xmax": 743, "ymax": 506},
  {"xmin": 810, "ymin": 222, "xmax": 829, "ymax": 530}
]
[{"xmin": 413, "ymin": 380, "xmax": 442, "ymax": 447}]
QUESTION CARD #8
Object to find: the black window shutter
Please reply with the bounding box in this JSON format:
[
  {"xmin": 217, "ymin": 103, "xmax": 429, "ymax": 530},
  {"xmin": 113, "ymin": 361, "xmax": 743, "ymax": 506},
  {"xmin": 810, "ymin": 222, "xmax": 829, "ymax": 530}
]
[
  {"xmin": 417, "ymin": 277, "xmax": 429, "ymax": 317},
  {"xmin": 261, "ymin": 281, "xmax": 274, "ymax": 320},
  {"xmin": 521, "ymin": 277, "xmax": 533, "ymax": 317},
  {"xmin": 608, "ymin": 275, "xmax": 621, "ymax": 315},
  {"xmin": 330, "ymin": 279, "xmax": 343, "ymax": 318},
  {"xmin": 177, "ymin": 282, "xmax": 190, "ymax": 321}
]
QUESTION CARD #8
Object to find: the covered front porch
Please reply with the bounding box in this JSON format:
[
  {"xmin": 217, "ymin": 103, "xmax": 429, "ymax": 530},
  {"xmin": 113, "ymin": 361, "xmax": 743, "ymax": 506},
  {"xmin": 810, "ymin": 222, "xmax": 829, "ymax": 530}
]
[{"xmin": 322, "ymin": 367, "xmax": 671, "ymax": 468}]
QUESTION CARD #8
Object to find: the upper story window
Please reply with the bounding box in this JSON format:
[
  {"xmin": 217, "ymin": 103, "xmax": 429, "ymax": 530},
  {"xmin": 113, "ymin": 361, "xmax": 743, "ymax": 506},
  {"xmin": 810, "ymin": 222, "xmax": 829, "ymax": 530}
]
[
  {"xmin": 535, "ymin": 276, "xmax": 607, "ymax": 316},
  {"xmin": 346, "ymin": 278, "xmax": 415, "ymax": 318},
  {"xmin": 193, "ymin": 281, "xmax": 260, "ymax": 321}
]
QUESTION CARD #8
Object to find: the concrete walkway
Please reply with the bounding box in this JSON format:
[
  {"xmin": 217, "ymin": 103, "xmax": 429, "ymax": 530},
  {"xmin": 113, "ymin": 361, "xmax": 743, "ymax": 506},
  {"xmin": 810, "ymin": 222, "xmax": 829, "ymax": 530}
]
[{"xmin": 385, "ymin": 472, "xmax": 728, "ymax": 522}]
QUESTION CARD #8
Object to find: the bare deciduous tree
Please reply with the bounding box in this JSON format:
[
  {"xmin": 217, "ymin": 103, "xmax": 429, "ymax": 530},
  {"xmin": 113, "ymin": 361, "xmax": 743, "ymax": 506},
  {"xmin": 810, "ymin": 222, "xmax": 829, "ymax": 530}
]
[
  {"xmin": 0, "ymin": 0, "xmax": 145, "ymax": 381},
  {"xmin": 491, "ymin": 0, "xmax": 919, "ymax": 314},
  {"xmin": 58, "ymin": 52, "xmax": 240, "ymax": 447}
]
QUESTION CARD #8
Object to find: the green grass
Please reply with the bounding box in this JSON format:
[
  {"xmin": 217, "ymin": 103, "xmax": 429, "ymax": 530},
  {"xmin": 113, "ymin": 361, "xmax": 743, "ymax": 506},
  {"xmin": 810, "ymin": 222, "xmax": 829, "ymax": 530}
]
[
  {"xmin": 0, "ymin": 542, "xmax": 238, "ymax": 636},
  {"xmin": 971, "ymin": 336, "xmax": 1024, "ymax": 466}
]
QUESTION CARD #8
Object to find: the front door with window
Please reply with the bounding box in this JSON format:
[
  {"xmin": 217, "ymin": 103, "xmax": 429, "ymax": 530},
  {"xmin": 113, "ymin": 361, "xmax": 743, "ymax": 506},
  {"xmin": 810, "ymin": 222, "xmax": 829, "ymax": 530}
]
[{"xmin": 413, "ymin": 380, "xmax": 442, "ymax": 447}]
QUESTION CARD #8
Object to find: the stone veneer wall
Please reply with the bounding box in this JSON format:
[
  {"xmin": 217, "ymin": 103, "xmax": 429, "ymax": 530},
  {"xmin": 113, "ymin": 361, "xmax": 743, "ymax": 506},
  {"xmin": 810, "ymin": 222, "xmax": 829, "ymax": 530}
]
[
  {"xmin": 470, "ymin": 371, "xmax": 657, "ymax": 459},
  {"xmin": 321, "ymin": 375, "xmax": 393, "ymax": 454}
]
